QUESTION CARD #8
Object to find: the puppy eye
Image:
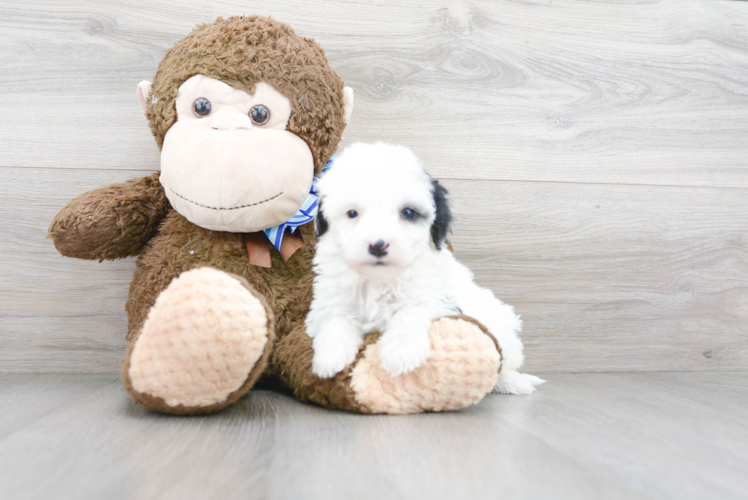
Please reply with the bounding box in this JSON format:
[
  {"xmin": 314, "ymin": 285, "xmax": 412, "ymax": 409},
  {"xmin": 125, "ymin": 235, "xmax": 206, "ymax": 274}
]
[
  {"xmin": 249, "ymin": 104, "xmax": 270, "ymax": 125},
  {"xmin": 347, "ymin": 210, "xmax": 358, "ymax": 219},
  {"xmin": 193, "ymin": 98, "xmax": 212, "ymax": 117},
  {"xmin": 401, "ymin": 208, "xmax": 417, "ymax": 220}
]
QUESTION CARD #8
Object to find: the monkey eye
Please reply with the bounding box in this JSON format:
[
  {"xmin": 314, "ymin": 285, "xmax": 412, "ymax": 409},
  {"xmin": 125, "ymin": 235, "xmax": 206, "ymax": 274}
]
[
  {"xmin": 193, "ymin": 98, "xmax": 212, "ymax": 117},
  {"xmin": 401, "ymin": 208, "xmax": 418, "ymax": 220},
  {"xmin": 249, "ymin": 104, "xmax": 270, "ymax": 125},
  {"xmin": 347, "ymin": 210, "xmax": 358, "ymax": 219}
]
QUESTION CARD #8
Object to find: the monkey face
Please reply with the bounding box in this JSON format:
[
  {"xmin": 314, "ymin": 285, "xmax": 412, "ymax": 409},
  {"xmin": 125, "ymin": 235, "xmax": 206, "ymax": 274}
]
[{"xmin": 157, "ymin": 75, "xmax": 315, "ymax": 232}]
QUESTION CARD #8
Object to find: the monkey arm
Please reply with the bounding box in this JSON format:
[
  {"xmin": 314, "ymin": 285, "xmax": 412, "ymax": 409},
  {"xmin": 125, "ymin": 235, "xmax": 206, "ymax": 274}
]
[{"xmin": 48, "ymin": 173, "xmax": 169, "ymax": 260}]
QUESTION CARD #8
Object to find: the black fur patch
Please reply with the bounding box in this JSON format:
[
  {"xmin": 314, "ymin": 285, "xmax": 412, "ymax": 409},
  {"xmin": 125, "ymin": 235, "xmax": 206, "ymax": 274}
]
[
  {"xmin": 430, "ymin": 179, "xmax": 452, "ymax": 249},
  {"xmin": 315, "ymin": 200, "xmax": 329, "ymax": 237}
]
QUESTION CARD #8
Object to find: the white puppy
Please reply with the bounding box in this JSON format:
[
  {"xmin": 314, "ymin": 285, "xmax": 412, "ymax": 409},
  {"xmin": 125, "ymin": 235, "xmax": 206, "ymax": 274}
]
[{"xmin": 306, "ymin": 142, "xmax": 543, "ymax": 395}]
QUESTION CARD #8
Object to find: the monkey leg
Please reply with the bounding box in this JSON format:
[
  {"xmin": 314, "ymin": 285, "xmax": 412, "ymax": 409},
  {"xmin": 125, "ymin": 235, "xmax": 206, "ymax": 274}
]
[
  {"xmin": 122, "ymin": 267, "xmax": 274, "ymax": 414},
  {"xmin": 272, "ymin": 316, "xmax": 501, "ymax": 414}
]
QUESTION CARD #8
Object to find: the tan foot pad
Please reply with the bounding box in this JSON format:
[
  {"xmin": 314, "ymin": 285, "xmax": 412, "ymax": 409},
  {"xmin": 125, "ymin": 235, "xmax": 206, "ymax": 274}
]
[
  {"xmin": 125, "ymin": 267, "xmax": 272, "ymax": 412},
  {"xmin": 350, "ymin": 316, "xmax": 501, "ymax": 414}
]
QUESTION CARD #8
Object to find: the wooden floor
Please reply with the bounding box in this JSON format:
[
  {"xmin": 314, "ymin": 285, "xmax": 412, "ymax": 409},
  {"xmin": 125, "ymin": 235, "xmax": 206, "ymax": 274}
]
[
  {"xmin": 0, "ymin": 372, "xmax": 746, "ymax": 500},
  {"xmin": 1, "ymin": 3, "xmax": 746, "ymax": 498}
]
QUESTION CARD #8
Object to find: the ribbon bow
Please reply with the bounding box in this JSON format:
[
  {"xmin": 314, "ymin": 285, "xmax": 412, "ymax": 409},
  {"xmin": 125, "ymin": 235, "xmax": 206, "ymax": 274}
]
[{"xmin": 263, "ymin": 156, "xmax": 332, "ymax": 251}]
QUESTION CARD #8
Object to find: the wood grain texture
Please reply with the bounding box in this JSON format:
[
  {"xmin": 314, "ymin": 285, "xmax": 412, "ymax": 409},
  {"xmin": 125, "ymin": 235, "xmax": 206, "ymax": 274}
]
[
  {"xmin": 0, "ymin": 168, "xmax": 137, "ymax": 372},
  {"xmin": 447, "ymin": 178, "xmax": 748, "ymax": 372},
  {"xmin": 0, "ymin": 372, "xmax": 746, "ymax": 500},
  {"xmin": 0, "ymin": 0, "xmax": 747, "ymax": 187},
  {"xmin": 1, "ymin": 167, "xmax": 746, "ymax": 373},
  {"xmin": 1, "ymin": 0, "xmax": 746, "ymax": 373},
  {"xmin": 0, "ymin": 373, "xmax": 114, "ymax": 439}
]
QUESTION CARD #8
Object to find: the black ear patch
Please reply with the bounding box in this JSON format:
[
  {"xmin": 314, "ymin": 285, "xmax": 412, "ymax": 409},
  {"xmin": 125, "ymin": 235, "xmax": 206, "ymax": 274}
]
[
  {"xmin": 315, "ymin": 200, "xmax": 329, "ymax": 237},
  {"xmin": 430, "ymin": 179, "xmax": 452, "ymax": 250}
]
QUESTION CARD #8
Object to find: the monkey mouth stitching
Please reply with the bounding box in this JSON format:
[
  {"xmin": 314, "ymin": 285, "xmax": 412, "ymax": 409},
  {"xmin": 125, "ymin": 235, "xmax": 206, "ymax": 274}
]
[{"xmin": 168, "ymin": 188, "xmax": 283, "ymax": 210}]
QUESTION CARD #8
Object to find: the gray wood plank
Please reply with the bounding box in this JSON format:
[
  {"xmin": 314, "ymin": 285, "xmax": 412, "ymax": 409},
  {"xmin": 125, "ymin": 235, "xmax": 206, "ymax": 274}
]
[
  {"xmin": 2, "ymin": 167, "xmax": 746, "ymax": 372},
  {"xmin": 261, "ymin": 394, "xmax": 643, "ymax": 500},
  {"xmin": 487, "ymin": 372, "xmax": 748, "ymax": 500},
  {"xmin": 447, "ymin": 178, "xmax": 748, "ymax": 373},
  {"xmin": 0, "ymin": 168, "xmax": 139, "ymax": 372},
  {"xmin": 0, "ymin": 373, "xmax": 640, "ymax": 500},
  {"xmin": 0, "ymin": 373, "xmax": 117, "ymax": 439},
  {"xmin": 1, "ymin": 0, "xmax": 747, "ymax": 188},
  {"xmin": 1, "ymin": 372, "xmax": 746, "ymax": 500}
]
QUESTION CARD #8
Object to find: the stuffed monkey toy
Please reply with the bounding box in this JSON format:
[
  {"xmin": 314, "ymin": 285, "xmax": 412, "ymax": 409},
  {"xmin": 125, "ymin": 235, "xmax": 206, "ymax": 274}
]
[{"xmin": 48, "ymin": 16, "xmax": 502, "ymax": 415}]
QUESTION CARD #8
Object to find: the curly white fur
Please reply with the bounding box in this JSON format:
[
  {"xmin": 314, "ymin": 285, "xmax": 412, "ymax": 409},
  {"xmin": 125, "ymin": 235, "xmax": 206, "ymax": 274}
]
[{"xmin": 306, "ymin": 142, "xmax": 543, "ymax": 394}]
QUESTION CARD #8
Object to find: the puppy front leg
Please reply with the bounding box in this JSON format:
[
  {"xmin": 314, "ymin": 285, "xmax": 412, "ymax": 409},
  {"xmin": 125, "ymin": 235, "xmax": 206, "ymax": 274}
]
[
  {"xmin": 378, "ymin": 307, "xmax": 436, "ymax": 377},
  {"xmin": 311, "ymin": 316, "xmax": 363, "ymax": 379}
]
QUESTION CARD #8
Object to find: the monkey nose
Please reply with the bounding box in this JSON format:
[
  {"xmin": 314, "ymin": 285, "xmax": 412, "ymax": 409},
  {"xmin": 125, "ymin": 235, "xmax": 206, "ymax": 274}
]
[
  {"xmin": 209, "ymin": 111, "xmax": 252, "ymax": 131},
  {"xmin": 368, "ymin": 240, "xmax": 389, "ymax": 258}
]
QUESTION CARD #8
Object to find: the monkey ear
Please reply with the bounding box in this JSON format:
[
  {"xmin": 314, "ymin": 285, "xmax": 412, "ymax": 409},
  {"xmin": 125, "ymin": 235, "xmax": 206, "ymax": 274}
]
[
  {"xmin": 343, "ymin": 87, "xmax": 354, "ymax": 126},
  {"xmin": 430, "ymin": 179, "xmax": 452, "ymax": 250},
  {"xmin": 137, "ymin": 81, "xmax": 153, "ymax": 113},
  {"xmin": 315, "ymin": 200, "xmax": 329, "ymax": 237}
]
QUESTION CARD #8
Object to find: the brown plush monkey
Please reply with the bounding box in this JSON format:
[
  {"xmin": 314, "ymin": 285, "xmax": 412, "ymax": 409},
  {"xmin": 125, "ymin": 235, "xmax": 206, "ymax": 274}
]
[{"xmin": 48, "ymin": 16, "xmax": 502, "ymax": 415}]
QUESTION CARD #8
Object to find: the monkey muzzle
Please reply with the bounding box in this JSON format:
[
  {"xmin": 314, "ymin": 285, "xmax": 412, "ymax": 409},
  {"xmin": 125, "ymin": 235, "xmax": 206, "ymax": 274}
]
[{"xmin": 159, "ymin": 124, "xmax": 315, "ymax": 233}]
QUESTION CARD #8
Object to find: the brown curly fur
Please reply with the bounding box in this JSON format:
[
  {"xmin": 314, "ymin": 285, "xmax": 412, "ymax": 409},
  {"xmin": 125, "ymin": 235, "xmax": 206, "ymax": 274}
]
[
  {"xmin": 146, "ymin": 16, "xmax": 346, "ymax": 173},
  {"xmin": 47, "ymin": 174, "xmax": 169, "ymax": 260},
  {"xmin": 48, "ymin": 16, "xmax": 364, "ymax": 414},
  {"xmin": 48, "ymin": 16, "xmax": 499, "ymax": 415},
  {"xmin": 119, "ymin": 198, "xmax": 369, "ymax": 412}
]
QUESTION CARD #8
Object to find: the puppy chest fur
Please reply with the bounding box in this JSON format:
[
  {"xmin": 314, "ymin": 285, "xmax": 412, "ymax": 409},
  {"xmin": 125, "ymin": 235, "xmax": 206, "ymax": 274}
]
[{"xmin": 310, "ymin": 252, "xmax": 462, "ymax": 336}]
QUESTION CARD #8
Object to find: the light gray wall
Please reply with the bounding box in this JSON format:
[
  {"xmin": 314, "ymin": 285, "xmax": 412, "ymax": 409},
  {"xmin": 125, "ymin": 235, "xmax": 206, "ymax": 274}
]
[{"xmin": 1, "ymin": 0, "xmax": 746, "ymax": 373}]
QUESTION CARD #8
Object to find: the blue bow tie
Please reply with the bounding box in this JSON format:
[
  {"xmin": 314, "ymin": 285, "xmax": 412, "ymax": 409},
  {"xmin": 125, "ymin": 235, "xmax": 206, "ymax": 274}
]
[{"xmin": 263, "ymin": 156, "xmax": 332, "ymax": 251}]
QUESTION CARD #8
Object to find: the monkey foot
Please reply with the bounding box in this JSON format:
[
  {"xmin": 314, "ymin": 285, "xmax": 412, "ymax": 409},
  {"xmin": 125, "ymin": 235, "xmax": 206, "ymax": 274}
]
[
  {"xmin": 349, "ymin": 316, "xmax": 501, "ymax": 414},
  {"xmin": 122, "ymin": 267, "xmax": 274, "ymax": 414}
]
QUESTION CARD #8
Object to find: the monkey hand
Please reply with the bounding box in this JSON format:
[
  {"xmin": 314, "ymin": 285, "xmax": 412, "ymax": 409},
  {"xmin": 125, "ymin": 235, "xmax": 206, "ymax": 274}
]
[{"xmin": 48, "ymin": 173, "xmax": 169, "ymax": 260}]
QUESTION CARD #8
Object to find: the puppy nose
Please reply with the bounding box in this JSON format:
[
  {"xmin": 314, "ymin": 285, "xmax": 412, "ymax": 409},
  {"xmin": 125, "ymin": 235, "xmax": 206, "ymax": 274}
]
[{"xmin": 368, "ymin": 240, "xmax": 389, "ymax": 258}]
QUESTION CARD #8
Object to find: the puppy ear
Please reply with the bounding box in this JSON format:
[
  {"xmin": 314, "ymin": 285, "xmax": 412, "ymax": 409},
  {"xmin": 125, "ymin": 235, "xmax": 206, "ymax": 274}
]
[
  {"xmin": 430, "ymin": 179, "xmax": 452, "ymax": 250},
  {"xmin": 315, "ymin": 200, "xmax": 329, "ymax": 237}
]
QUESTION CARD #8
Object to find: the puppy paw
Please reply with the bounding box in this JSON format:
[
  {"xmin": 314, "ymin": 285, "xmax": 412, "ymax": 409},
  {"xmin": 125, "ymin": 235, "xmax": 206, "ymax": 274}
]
[
  {"xmin": 312, "ymin": 322, "xmax": 362, "ymax": 379},
  {"xmin": 492, "ymin": 370, "xmax": 545, "ymax": 395},
  {"xmin": 377, "ymin": 330, "xmax": 431, "ymax": 377}
]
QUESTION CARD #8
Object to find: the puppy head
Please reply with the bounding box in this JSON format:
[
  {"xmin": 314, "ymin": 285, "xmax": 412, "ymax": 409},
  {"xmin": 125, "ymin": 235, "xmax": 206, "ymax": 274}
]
[{"xmin": 315, "ymin": 142, "xmax": 452, "ymax": 279}]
